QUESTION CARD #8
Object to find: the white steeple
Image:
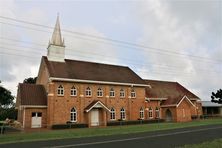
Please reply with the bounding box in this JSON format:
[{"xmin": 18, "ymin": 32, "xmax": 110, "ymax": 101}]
[{"xmin": 47, "ymin": 14, "xmax": 65, "ymax": 62}]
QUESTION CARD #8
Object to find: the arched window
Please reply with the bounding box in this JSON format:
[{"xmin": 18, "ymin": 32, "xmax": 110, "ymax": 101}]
[
  {"xmin": 97, "ymin": 87, "xmax": 103, "ymax": 97},
  {"xmin": 110, "ymin": 88, "xmax": 115, "ymax": 97},
  {"xmin": 120, "ymin": 108, "xmax": 126, "ymax": 120},
  {"xmin": 120, "ymin": 88, "xmax": 125, "ymax": 98},
  {"xmin": 140, "ymin": 107, "xmax": 144, "ymax": 119},
  {"xmin": 85, "ymin": 87, "xmax": 92, "ymax": 97},
  {"xmin": 131, "ymin": 89, "xmax": 136, "ymax": 98},
  {"xmin": 70, "ymin": 107, "xmax": 77, "ymax": 122},
  {"xmin": 70, "ymin": 86, "xmax": 77, "ymax": 96},
  {"xmin": 57, "ymin": 85, "xmax": 64, "ymax": 96},
  {"xmin": 155, "ymin": 107, "xmax": 160, "ymax": 118},
  {"xmin": 110, "ymin": 108, "xmax": 115, "ymax": 120},
  {"xmin": 149, "ymin": 107, "xmax": 153, "ymax": 119}
]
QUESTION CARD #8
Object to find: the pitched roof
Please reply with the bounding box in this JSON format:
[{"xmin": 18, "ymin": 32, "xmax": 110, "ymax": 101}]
[
  {"xmin": 84, "ymin": 100, "xmax": 110, "ymax": 112},
  {"xmin": 43, "ymin": 56, "xmax": 146, "ymax": 85},
  {"xmin": 161, "ymin": 95, "xmax": 195, "ymax": 107},
  {"xmin": 144, "ymin": 79, "xmax": 199, "ymax": 99},
  {"xmin": 17, "ymin": 83, "xmax": 47, "ymax": 106}
]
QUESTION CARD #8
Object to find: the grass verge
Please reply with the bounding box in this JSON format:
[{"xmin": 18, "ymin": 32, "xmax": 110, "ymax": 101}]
[
  {"xmin": 181, "ymin": 138, "xmax": 222, "ymax": 148},
  {"xmin": 0, "ymin": 118, "xmax": 222, "ymax": 144}
]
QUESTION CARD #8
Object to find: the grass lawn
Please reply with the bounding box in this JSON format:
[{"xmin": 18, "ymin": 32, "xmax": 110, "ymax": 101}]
[
  {"xmin": 181, "ymin": 138, "xmax": 222, "ymax": 148},
  {"xmin": 0, "ymin": 118, "xmax": 222, "ymax": 144}
]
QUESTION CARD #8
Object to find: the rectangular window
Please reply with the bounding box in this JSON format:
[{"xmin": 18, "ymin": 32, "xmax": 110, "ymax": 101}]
[
  {"xmin": 149, "ymin": 109, "xmax": 153, "ymax": 119},
  {"xmin": 110, "ymin": 88, "xmax": 115, "ymax": 97},
  {"xmin": 131, "ymin": 90, "xmax": 136, "ymax": 98},
  {"xmin": 71, "ymin": 87, "xmax": 77, "ymax": 96},
  {"xmin": 120, "ymin": 89, "xmax": 125, "ymax": 98},
  {"xmin": 140, "ymin": 109, "xmax": 144, "ymax": 119}
]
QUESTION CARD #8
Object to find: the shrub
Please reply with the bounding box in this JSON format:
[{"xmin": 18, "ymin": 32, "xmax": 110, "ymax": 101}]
[
  {"xmin": 107, "ymin": 119, "xmax": 164, "ymax": 126},
  {"xmin": 51, "ymin": 123, "xmax": 88, "ymax": 129}
]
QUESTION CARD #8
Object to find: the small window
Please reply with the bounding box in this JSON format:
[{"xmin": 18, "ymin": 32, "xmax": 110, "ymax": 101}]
[
  {"xmin": 110, "ymin": 108, "xmax": 115, "ymax": 120},
  {"xmin": 182, "ymin": 109, "xmax": 185, "ymax": 117},
  {"xmin": 155, "ymin": 107, "xmax": 160, "ymax": 118},
  {"xmin": 86, "ymin": 87, "xmax": 92, "ymax": 97},
  {"xmin": 70, "ymin": 86, "xmax": 77, "ymax": 96},
  {"xmin": 120, "ymin": 108, "xmax": 126, "ymax": 120},
  {"xmin": 139, "ymin": 107, "xmax": 144, "ymax": 119},
  {"xmin": 97, "ymin": 87, "xmax": 103, "ymax": 97},
  {"xmin": 57, "ymin": 85, "xmax": 64, "ymax": 96},
  {"xmin": 110, "ymin": 88, "xmax": 115, "ymax": 97},
  {"xmin": 131, "ymin": 89, "xmax": 136, "ymax": 98},
  {"xmin": 120, "ymin": 89, "xmax": 125, "ymax": 98},
  {"xmin": 149, "ymin": 107, "xmax": 153, "ymax": 119},
  {"xmin": 70, "ymin": 107, "xmax": 77, "ymax": 122},
  {"xmin": 32, "ymin": 112, "xmax": 42, "ymax": 117}
]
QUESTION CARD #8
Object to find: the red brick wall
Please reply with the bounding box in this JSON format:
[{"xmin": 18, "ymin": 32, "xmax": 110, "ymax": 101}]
[
  {"xmin": 23, "ymin": 108, "xmax": 47, "ymax": 128},
  {"xmin": 145, "ymin": 100, "xmax": 161, "ymax": 119},
  {"xmin": 46, "ymin": 82, "xmax": 146, "ymax": 126},
  {"xmin": 176, "ymin": 99, "xmax": 192, "ymax": 122}
]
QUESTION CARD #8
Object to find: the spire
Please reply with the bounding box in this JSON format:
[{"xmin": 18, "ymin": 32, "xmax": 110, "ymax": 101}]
[{"xmin": 49, "ymin": 14, "xmax": 65, "ymax": 47}]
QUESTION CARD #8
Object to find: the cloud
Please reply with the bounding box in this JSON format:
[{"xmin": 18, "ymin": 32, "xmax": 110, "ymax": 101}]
[
  {"xmin": 134, "ymin": 0, "xmax": 222, "ymax": 100},
  {"xmin": 0, "ymin": 0, "xmax": 120, "ymax": 96}
]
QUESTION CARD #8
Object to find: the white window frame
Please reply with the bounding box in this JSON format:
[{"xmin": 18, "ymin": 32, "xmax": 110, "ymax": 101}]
[
  {"xmin": 110, "ymin": 108, "xmax": 116, "ymax": 120},
  {"xmin": 86, "ymin": 87, "xmax": 92, "ymax": 97},
  {"xmin": 120, "ymin": 108, "xmax": 126, "ymax": 120},
  {"xmin": 110, "ymin": 88, "xmax": 115, "ymax": 97},
  {"xmin": 97, "ymin": 87, "xmax": 103, "ymax": 97},
  {"xmin": 139, "ymin": 107, "xmax": 144, "ymax": 119},
  {"xmin": 131, "ymin": 89, "xmax": 136, "ymax": 98},
  {"xmin": 149, "ymin": 107, "xmax": 153, "ymax": 119},
  {"xmin": 120, "ymin": 88, "xmax": 125, "ymax": 98},
  {"xmin": 155, "ymin": 108, "xmax": 160, "ymax": 118},
  {"xmin": 70, "ymin": 107, "xmax": 77, "ymax": 122},
  {"xmin": 57, "ymin": 85, "xmax": 64, "ymax": 96},
  {"xmin": 70, "ymin": 86, "xmax": 77, "ymax": 96}
]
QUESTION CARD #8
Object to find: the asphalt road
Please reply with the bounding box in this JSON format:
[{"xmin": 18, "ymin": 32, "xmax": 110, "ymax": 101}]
[{"xmin": 1, "ymin": 124, "xmax": 222, "ymax": 148}]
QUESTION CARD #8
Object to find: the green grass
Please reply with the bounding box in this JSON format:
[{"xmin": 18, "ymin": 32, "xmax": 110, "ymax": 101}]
[
  {"xmin": 181, "ymin": 138, "xmax": 222, "ymax": 148},
  {"xmin": 0, "ymin": 118, "xmax": 222, "ymax": 144}
]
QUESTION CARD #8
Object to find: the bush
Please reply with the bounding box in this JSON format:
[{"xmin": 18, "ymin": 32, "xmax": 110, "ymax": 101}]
[
  {"xmin": 107, "ymin": 119, "xmax": 164, "ymax": 126},
  {"xmin": 0, "ymin": 108, "xmax": 17, "ymax": 121},
  {"xmin": 51, "ymin": 123, "xmax": 88, "ymax": 129},
  {"xmin": 191, "ymin": 115, "xmax": 198, "ymax": 120}
]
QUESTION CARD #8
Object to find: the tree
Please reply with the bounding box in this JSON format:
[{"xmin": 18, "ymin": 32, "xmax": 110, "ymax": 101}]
[
  {"xmin": 211, "ymin": 89, "xmax": 222, "ymax": 104},
  {"xmin": 23, "ymin": 77, "xmax": 37, "ymax": 84},
  {"xmin": 0, "ymin": 85, "xmax": 14, "ymax": 108},
  {"xmin": 0, "ymin": 82, "xmax": 17, "ymax": 120}
]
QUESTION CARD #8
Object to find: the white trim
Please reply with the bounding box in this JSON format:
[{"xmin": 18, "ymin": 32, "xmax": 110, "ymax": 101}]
[
  {"xmin": 49, "ymin": 77, "xmax": 150, "ymax": 87},
  {"xmin": 23, "ymin": 107, "xmax": 26, "ymax": 128},
  {"xmin": 146, "ymin": 98, "xmax": 168, "ymax": 101},
  {"xmin": 160, "ymin": 96, "xmax": 196, "ymax": 108},
  {"xmin": 20, "ymin": 105, "xmax": 47, "ymax": 108},
  {"xmin": 176, "ymin": 95, "xmax": 195, "ymax": 108},
  {"xmin": 85, "ymin": 101, "xmax": 111, "ymax": 112},
  {"xmin": 161, "ymin": 104, "xmax": 177, "ymax": 107}
]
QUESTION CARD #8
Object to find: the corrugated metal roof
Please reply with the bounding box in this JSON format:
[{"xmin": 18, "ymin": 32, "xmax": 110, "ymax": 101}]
[{"xmin": 202, "ymin": 101, "xmax": 222, "ymax": 107}]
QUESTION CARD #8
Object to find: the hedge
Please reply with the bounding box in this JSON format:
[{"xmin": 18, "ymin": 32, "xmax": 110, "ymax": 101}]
[
  {"xmin": 107, "ymin": 119, "xmax": 164, "ymax": 126},
  {"xmin": 51, "ymin": 123, "xmax": 88, "ymax": 129}
]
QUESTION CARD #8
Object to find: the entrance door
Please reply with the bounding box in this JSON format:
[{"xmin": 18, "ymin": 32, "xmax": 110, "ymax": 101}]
[
  {"xmin": 165, "ymin": 109, "xmax": 172, "ymax": 122},
  {"xmin": 31, "ymin": 112, "xmax": 42, "ymax": 128},
  {"xmin": 91, "ymin": 109, "xmax": 99, "ymax": 126}
]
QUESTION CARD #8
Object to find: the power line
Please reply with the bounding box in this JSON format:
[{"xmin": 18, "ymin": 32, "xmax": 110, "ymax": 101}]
[
  {"xmin": 1, "ymin": 41, "xmax": 220, "ymax": 74},
  {"xmin": 0, "ymin": 15, "xmax": 221, "ymax": 63}
]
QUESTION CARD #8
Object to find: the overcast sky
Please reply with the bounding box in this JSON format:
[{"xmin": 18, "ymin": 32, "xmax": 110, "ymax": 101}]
[{"xmin": 0, "ymin": 0, "xmax": 221, "ymax": 101}]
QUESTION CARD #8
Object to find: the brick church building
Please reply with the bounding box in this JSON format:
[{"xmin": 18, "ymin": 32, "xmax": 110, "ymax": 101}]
[{"xmin": 16, "ymin": 17, "xmax": 202, "ymax": 129}]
